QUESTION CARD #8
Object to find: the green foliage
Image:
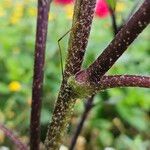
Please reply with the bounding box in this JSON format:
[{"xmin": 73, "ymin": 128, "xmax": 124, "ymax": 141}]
[{"xmin": 0, "ymin": 0, "xmax": 150, "ymax": 149}]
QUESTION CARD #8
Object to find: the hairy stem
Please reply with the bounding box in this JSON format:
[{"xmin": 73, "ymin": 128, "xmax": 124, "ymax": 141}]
[
  {"xmin": 63, "ymin": 0, "xmax": 97, "ymax": 80},
  {"xmin": 68, "ymin": 1, "xmax": 150, "ymax": 146},
  {"xmin": 75, "ymin": 0, "xmax": 150, "ymax": 84},
  {"xmin": 44, "ymin": 0, "xmax": 97, "ymax": 149},
  {"xmin": 68, "ymin": 1, "xmax": 150, "ymax": 148},
  {"xmin": 109, "ymin": 7, "xmax": 118, "ymax": 36},
  {"xmin": 68, "ymin": 74, "xmax": 150, "ymax": 148},
  {"xmin": 68, "ymin": 75, "xmax": 150, "ymax": 98},
  {"xmin": 30, "ymin": 0, "xmax": 51, "ymax": 149},
  {"xmin": 69, "ymin": 6, "xmax": 120, "ymax": 147},
  {"xmin": 100, "ymin": 75, "xmax": 150, "ymax": 90}
]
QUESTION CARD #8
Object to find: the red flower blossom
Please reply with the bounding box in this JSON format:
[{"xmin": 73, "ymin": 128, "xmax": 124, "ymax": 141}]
[
  {"xmin": 54, "ymin": 0, "xmax": 73, "ymax": 5},
  {"xmin": 95, "ymin": 0, "xmax": 109, "ymax": 18}
]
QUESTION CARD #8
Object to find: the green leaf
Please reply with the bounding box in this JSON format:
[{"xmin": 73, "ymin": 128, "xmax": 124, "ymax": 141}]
[
  {"xmin": 0, "ymin": 82, "xmax": 9, "ymax": 94},
  {"xmin": 41, "ymin": 109, "xmax": 51, "ymax": 124},
  {"xmin": 98, "ymin": 130, "xmax": 114, "ymax": 146}
]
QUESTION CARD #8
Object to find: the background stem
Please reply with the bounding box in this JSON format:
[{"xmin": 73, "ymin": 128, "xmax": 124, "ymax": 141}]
[
  {"xmin": 69, "ymin": 96, "xmax": 94, "ymax": 150},
  {"xmin": 30, "ymin": 1, "xmax": 51, "ymax": 149},
  {"xmin": 0, "ymin": 123, "xmax": 28, "ymax": 150}
]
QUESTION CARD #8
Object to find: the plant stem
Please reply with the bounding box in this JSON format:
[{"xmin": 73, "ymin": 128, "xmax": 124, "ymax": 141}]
[
  {"xmin": 44, "ymin": 0, "xmax": 97, "ymax": 149},
  {"xmin": 75, "ymin": 0, "xmax": 150, "ymax": 85},
  {"xmin": 68, "ymin": 1, "xmax": 150, "ymax": 145},
  {"xmin": 109, "ymin": 7, "xmax": 118, "ymax": 36},
  {"xmin": 30, "ymin": 0, "xmax": 51, "ymax": 150},
  {"xmin": 64, "ymin": 0, "xmax": 97, "ymax": 80},
  {"xmin": 68, "ymin": 74, "xmax": 150, "ymax": 149},
  {"xmin": 68, "ymin": 75, "xmax": 150, "ymax": 99},
  {"xmin": 69, "ymin": 96, "xmax": 94, "ymax": 150},
  {"xmin": 0, "ymin": 123, "xmax": 28, "ymax": 150},
  {"xmin": 100, "ymin": 75, "xmax": 150, "ymax": 90},
  {"xmin": 69, "ymin": 7, "xmax": 120, "ymax": 147}
]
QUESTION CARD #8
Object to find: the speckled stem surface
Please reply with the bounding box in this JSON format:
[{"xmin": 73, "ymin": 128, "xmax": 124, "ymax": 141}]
[
  {"xmin": 30, "ymin": 0, "xmax": 51, "ymax": 150},
  {"xmin": 44, "ymin": 0, "xmax": 97, "ymax": 149},
  {"xmin": 75, "ymin": 0, "xmax": 150, "ymax": 85},
  {"xmin": 100, "ymin": 75, "xmax": 150, "ymax": 90},
  {"xmin": 68, "ymin": 75, "xmax": 150, "ymax": 99},
  {"xmin": 63, "ymin": 0, "xmax": 97, "ymax": 80}
]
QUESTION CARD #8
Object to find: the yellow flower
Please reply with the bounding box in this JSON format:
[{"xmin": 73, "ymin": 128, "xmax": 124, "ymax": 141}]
[
  {"xmin": 10, "ymin": 2, "xmax": 24, "ymax": 24},
  {"xmin": 64, "ymin": 4, "xmax": 74, "ymax": 19},
  {"xmin": 116, "ymin": 2, "xmax": 126, "ymax": 12},
  {"xmin": 9, "ymin": 81, "xmax": 21, "ymax": 92},
  {"xmin": 0, "ymin": 6, "xmax": 5, "ymax": 17}
]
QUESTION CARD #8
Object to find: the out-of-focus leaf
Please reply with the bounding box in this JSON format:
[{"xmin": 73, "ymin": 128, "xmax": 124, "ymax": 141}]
[
  {"xmin": 115, "ymin": 134, "xmax": 150, "ymax": 150},
  {"xmin": 41, "ymin": 109, "xmax": 51, "ymax": 124},
  {"xmin": 107, "ymin": 0, "xmax": 116, "ymax": 10},
  {"xmin": 116, "ymin": 104, "xmax": 149, "ymax": 132},
  {"xmin": 0, "ymin": 82, "xmax": 9, "ymax": 94},
  {"xmin": 98, "ymin": 130, "xmax": 114, "ymax": 147}
]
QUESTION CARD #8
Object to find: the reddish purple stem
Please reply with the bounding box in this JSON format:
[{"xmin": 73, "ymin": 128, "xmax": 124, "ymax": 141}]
[
  {"xmin": 0, "ymin": 123, "xmax": 28, "ymax": 150},
  {"xmin": 100, "ymin": 75, "xmax": 150, "ymax": 90},
  {"xmin": 30, "ymin": 0, "xmax": 51, "ymax": 150}
]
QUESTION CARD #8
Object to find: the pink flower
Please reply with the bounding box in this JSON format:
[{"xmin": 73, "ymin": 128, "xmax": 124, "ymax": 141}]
[
  {"xmin": 54, "ymin": 0, "xmax": 73, "ymax": 5},
  {"xmin": 95, "ymin": 0, "xmax": 109, "ymax": 18}
]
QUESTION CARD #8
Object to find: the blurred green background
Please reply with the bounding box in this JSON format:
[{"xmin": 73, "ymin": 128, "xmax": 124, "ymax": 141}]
[{"xmin": 0, "ymin": 0, "xmax": 150, "ymax": 149}]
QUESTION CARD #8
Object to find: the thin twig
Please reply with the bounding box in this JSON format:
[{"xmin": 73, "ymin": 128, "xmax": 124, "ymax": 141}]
[
  {"xmin": 69, "ymin": 96, "xmax": 94, "ymax": 150},
  {"xmin": 109, "ymin": 7, "xmax": 118, "ymax": 36},
  {"xmin": 30, "ymin": 0, "xmax": 51, "ymax": 150},
  {"xmin": 0, "ymin": 123, "xmax": 28, "ymax": 150}
]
